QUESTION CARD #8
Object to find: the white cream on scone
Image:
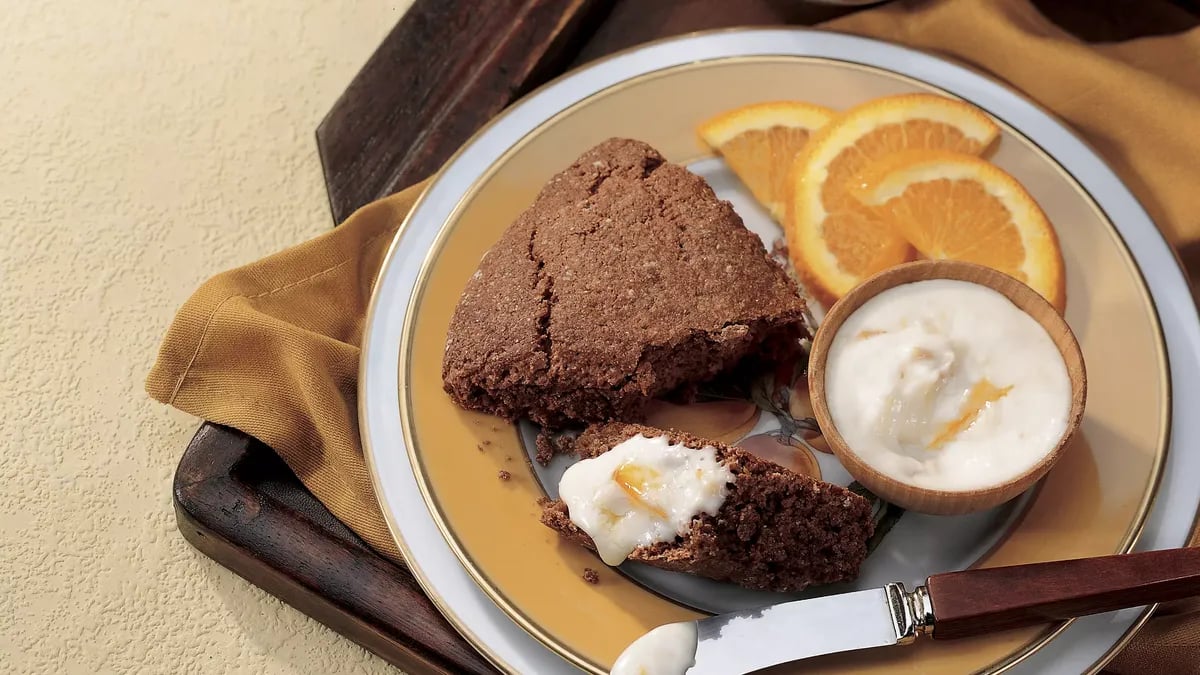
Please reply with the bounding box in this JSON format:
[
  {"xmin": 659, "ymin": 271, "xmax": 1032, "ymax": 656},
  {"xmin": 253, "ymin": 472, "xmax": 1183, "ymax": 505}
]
[{"xmin": 558, "ymin": 434, "xmax": 733, "ymax": 566}]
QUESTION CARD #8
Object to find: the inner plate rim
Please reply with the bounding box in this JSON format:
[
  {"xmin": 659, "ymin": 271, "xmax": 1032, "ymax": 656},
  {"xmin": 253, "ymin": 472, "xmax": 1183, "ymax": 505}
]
[{"xmin": 360, "ymin": 28, "xmax": 1200, "ymax": 675}]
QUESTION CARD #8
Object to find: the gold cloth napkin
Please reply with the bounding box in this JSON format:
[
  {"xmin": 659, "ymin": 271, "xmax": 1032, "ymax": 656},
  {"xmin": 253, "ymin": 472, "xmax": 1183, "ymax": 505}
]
[{"xmin": 147, "ymin": 0, "xmax": 1200, "ymax": 671}]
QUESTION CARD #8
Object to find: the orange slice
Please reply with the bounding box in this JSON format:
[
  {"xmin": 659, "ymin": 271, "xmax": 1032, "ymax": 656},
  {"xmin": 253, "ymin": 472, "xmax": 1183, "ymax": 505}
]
[
  {"xmin": 853, "ymin": 149, "xmax": 1066, "ymax": 312},
  {"xmin": 697, "ymin": 101, "xmax": 836, "ymax": 220},
  {"xmin": 788, "ymin": 94, "xmax": 1001, "ymax": 305}
]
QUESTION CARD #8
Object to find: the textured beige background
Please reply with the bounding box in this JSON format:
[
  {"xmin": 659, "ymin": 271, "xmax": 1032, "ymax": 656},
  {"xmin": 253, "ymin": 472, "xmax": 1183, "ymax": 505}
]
[{"xmin": 1, "ymin": 1, "xmax": 416, "ymax": 672}]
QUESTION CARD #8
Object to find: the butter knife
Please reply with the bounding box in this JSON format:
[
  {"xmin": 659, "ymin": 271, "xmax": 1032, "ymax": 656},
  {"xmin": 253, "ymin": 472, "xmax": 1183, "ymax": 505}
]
[{"xmin": 613, "ymin": 547, "xmax": 1200, "ymax": 675}]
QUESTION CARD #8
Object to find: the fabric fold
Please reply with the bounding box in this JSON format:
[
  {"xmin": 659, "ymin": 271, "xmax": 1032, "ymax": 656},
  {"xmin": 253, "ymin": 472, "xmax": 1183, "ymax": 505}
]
[{"xmin": 148, "ymin": 184, "xmax": 427, "ymax": 561}]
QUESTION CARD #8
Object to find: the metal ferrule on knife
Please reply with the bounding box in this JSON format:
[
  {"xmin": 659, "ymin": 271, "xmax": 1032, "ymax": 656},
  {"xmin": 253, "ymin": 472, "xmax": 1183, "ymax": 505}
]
[{"xmin": 885, "ymin": 582, "xmax": 936, "ymax": 644}]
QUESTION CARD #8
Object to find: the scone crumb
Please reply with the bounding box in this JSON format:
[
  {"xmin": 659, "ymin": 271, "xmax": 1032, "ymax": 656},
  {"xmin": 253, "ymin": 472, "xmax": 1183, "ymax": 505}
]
[
  {"xmin": 536, "ymin": 432, "xmax": 577, "ymax": 466},
  {"xmin": 535, "ymin": 432, "xmax": 556, "ymax": 466},
  {"xmin": 771, "ymin": 238, "xmax": 790, "ymax": 261},
  {"xmin": 582, "ymin": 568, "xmax": 599, "ymax": 584},
  {"xmin": 498, "ymin": 470, "xmax": 511, "ymax": 481}
]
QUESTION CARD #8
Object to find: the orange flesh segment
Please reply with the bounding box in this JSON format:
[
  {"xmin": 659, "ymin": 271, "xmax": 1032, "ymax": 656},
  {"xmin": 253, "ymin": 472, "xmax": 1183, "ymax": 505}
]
[
  {"xmin": 819, "ymin": 122, "xmax": 988, "ymax": 278},
  {"xmin": 720, "ymin": 126, "xmax": 813, "ymax": 217},
  {"xmin": 854, "ymin": 149, "xmax": 1065, "ymax": 310},
  {"xmin": 928, "ymin": 379, "xmax": 1013, "ymax": 450},
  {"xmin": 874, "ymin": 179, "xmax": 1028, "ymax": 282},
  {"xmin": 612, "ymin": 462, "xmax": 667, "ymax": 518}
]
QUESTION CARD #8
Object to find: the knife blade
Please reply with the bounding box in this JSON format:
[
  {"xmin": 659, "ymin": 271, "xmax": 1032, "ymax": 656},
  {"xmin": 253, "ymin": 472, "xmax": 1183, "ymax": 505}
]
[
  {"xmin": 611, "ymin": 547, "xmax": 1200, "ymax": 675},
  {"xmin": 689, "ymin": 584, "xmax": 920, "ymax": 674}
]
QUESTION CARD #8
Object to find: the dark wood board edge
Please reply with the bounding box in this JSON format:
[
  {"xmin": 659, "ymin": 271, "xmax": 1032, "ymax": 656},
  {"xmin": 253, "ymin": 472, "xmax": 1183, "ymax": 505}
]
[
  {"xmin": 173, "ymin": 422, "xmax": 496, "ymax": 675},
  {"xmin": 316, "ymin": 0, "xmax": 614, "ymax": 224}
]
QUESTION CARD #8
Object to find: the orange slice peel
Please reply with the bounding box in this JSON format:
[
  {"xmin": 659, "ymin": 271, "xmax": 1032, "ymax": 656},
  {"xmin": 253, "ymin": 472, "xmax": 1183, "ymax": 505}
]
[
  {"xmin": 787, "ymin": 94, "xmax": 1002, "ymax": 305},
  {"xmin": 852, "ymin": 149, "xmax": 1066, "ymax": 312},
  {"xmin": 698, "ymin": 101, "xmax": 836, "ymax": 221}
]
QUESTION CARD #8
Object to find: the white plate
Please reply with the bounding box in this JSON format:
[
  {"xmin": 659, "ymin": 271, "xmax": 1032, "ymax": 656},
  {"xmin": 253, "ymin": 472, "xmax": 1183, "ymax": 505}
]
[{"xmin": 360, "ymin": 29, "xmax": 1200, "ymax": 674}]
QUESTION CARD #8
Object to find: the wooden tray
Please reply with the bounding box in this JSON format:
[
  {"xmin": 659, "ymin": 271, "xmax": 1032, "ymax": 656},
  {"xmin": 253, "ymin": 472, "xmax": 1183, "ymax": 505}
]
[{"xmin": 172, "ymin": 1, "xmax": 1198, "ymax": 673}]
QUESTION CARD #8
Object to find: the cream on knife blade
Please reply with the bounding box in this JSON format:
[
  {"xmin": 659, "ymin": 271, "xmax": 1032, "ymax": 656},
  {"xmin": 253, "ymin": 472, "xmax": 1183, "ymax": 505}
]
[{"xmin": 610, "ymin": 548, "xmax": 1200, "ymax": 675}]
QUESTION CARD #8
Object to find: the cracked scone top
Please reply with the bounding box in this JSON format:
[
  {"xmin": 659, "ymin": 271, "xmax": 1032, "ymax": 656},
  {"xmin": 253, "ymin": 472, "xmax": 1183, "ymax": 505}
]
[{"xmin": 441, "ymin": 138, "xmax": 808, "ymax": 427}]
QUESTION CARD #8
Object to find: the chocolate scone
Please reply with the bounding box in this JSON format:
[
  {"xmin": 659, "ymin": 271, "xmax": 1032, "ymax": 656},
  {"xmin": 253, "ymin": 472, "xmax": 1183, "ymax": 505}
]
[
  {"xmin": 540, "ymin": 422, "xmax": 875, "ymax": 592},
  {"xmin": 442, "ymin": 138, "xmax": 808, "ymax": 427}
]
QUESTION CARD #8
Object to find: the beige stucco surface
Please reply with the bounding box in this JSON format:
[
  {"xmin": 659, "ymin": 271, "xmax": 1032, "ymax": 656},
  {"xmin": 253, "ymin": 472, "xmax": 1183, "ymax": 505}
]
[{"xmin": 1, "ymin": 1, "xmax": 416, "ymax": 672}]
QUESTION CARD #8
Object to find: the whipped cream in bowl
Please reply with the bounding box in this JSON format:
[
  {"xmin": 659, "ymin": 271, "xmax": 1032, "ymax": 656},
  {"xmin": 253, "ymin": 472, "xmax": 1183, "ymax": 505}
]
[{"xmin": 808, "ymin": 260, "xmax": 1086, "ymax": 515}]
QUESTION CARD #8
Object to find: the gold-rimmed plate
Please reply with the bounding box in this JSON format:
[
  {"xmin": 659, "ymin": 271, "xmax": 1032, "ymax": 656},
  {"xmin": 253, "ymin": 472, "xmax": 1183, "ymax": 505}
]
[{"xmin": 359, "ymin": 29, "xmax": 1200, "ymax": 675}]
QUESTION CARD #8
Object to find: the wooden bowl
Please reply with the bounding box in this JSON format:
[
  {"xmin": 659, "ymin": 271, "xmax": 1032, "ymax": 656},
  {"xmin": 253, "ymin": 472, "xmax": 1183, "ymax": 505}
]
[{"xmin": 808, "ymin": 260, "xmax": 1087, "ymax": 516}]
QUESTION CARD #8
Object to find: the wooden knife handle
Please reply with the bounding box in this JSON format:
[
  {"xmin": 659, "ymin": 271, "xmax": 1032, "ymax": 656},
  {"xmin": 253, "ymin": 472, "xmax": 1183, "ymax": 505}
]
[{"xmin": 925, "ymin": 547, "xmax": 1200, "ymax": 640}]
